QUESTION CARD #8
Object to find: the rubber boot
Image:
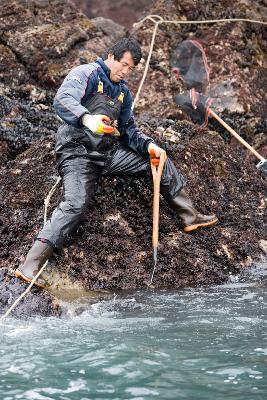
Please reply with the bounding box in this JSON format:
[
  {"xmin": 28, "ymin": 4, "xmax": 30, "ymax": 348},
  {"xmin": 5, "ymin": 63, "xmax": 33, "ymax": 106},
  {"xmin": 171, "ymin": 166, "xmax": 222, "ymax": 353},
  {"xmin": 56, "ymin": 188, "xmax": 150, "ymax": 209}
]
[
  {"xmin": 15, "ymin": 240, "xmax": 53, "ymax": 288},
  {"xmin": 167, "ymin": 188, "xmax": 218, "ymax": 233}
]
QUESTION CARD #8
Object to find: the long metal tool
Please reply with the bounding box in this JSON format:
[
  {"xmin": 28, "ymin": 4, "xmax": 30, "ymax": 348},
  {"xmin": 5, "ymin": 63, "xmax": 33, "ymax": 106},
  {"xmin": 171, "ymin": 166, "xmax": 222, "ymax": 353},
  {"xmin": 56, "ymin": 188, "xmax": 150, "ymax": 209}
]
[
  {"xmin": 209, "ymin": 109, "xmax": 267, "ymax": 174},
  {"xmin": 175, "ymin": 92, "xmax": 267, "ymax": 177},
  {"xmin": 148, "ymin": 151, "xmax": 167, "ymax": 286},
  {"xmin": 171, "ymin": 39, "xmax": 267, "ymax": 177}
]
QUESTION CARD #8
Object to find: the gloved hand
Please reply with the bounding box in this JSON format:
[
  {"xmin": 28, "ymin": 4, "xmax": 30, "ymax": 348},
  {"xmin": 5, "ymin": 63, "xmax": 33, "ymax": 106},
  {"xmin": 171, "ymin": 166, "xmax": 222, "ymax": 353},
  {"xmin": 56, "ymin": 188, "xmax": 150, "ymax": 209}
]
[
  {"xmin": 148, "ymin": 143, "xmax": 165, "ymax": 166},
  {"xmin": 82, "ymin": 114, "xmax": 115, "ymax": 135}
]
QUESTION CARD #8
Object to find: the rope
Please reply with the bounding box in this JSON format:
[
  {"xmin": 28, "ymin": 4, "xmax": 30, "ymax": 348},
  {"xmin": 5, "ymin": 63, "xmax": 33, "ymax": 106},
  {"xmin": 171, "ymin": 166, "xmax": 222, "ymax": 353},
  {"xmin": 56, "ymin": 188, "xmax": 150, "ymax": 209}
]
[
  {"xmin": 134, "ymin": 15, "xmax": 267, "ymax": 29},
  {"xmin": 132, "ymin": 15, "xmax": 267, "ymax": 110},
  {"xmin": 132, "ymin": 16, "xmax": 163, "ymax": 110},
  {"xmin": 0, "ymin": 261, "xmax": 49, "ymax": 322},
  {"xmin": 44, "ymin": 176, "xmax": 62, "ymax": 224},
  {"xmin": 0, "ymin": 176, "xmax": 62, "ymax": 322}
]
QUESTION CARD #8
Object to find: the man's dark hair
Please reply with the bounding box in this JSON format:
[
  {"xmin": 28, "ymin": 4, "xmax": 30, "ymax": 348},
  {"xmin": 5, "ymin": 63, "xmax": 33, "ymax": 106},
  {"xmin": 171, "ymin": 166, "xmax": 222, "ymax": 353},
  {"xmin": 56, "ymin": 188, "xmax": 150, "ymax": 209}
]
[{"xmin": 104, "ymin": 37, "xmax": 142, "ymax": 65}]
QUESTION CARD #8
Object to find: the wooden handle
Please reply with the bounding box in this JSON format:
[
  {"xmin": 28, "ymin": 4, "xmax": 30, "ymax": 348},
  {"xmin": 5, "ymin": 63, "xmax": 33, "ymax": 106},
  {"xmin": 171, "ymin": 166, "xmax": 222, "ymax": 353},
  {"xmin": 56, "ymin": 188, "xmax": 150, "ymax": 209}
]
[
  {"xmin": 209, "ymin": 109, "xmax": 264, "ymax": 161},
  {"xmin": 151, "ymin": 152, "xmax": 167, "ymax": 249}
]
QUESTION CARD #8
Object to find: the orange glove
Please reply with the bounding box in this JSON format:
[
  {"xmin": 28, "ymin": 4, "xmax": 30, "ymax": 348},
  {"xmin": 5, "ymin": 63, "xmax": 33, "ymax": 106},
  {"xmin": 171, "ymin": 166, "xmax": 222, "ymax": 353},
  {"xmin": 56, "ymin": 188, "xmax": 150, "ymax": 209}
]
[
  {"xmin": 82, "ymin": 114, "xmax": 115, "ymax": 135},
  {"xmin": 149, "ymin": 149, "xmax": 160, "ymax": 166},
  {"xmin": 148, "ymin": 143, "xmax": 163, "ymax": 166}
]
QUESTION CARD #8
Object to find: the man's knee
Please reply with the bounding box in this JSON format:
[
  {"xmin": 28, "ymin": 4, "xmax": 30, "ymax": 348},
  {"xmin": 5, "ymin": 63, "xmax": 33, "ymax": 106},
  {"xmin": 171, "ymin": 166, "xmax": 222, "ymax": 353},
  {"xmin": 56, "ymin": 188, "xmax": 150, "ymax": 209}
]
[{"xmin": 62, "ymin": 194, "xmax": 89, "ymax": 216}]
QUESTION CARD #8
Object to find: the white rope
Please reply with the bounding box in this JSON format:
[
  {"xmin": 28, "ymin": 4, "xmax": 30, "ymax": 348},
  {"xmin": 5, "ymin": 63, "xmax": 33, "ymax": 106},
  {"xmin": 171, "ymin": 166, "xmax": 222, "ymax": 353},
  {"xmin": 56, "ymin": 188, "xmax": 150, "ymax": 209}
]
[
  {"xmin": 0, "ymin": 261, "xmax": 49, "ymax": 321},
  {"xmin": 44, "ymin": 176, "xmax": 62, "ymax": 224},
  {"xmin": 134, "ymin": 15, "xmax": 267, "ymax": 29},
  {"xmin": 0, "ymin": 176, "xmax": 62, "ymax": 322},
  {"xmin": 132, "ymin": 15, "xmax": 267, "ymax": 110},
  {"xmin": 132, "ymin": 17, "xmax": 163, "ymax": 110}
]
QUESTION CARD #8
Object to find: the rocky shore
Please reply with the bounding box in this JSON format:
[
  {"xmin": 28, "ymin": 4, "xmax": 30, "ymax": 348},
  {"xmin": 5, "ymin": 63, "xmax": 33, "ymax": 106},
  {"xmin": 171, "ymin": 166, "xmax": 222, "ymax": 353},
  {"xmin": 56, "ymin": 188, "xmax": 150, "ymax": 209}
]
[{"xmin": 0, "ymin": 0, "xmax": 266, "ymax": 318}]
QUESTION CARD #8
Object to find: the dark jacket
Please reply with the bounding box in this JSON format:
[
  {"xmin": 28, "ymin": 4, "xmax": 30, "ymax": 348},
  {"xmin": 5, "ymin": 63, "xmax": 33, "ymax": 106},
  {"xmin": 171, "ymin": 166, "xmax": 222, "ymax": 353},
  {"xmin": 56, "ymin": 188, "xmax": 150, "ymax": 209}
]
[{"xmin": 53, "ymin": 58, "xmax": 154, "ymax": 155}]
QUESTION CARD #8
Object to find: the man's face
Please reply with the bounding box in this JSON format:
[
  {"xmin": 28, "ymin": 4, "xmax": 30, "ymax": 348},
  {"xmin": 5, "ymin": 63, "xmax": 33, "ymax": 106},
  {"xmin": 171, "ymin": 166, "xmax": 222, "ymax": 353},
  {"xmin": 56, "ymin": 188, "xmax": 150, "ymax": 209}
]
[{"xmin": 106, "ymin": 51, "xmax": 135, "ymax": 82}]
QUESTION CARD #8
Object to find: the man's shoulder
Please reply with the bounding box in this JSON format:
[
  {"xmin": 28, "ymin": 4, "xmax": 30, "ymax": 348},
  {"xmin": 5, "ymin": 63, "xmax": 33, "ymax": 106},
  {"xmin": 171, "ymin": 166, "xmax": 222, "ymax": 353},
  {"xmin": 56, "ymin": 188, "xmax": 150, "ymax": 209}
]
[
  {"xmin": 63, "ymin": 63, "xmax": 100, "ymax": 87},
  {"xmin": 69, "ymin": 62, "xmax": 99, "ymax": 77}
]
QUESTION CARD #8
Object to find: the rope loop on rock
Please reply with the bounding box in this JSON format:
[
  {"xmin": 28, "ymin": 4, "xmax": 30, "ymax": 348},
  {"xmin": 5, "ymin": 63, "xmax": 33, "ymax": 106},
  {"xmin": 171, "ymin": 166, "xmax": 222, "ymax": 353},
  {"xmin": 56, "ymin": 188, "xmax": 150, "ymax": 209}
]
[
  {"xmin": 132, "ymin": 14, "xmax": 267, "ymax": 110},
  {"xmin": 0, "ymin": 176, "xmax": 62, "ymax": 322}
]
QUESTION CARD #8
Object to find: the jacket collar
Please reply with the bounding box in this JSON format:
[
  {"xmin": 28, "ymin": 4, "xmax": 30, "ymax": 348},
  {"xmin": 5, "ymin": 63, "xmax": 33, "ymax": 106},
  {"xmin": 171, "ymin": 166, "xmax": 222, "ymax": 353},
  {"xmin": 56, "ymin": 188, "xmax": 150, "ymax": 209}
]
[
  {"xmin": 96, "ymin": 58, "xmax": 110, "ymax": 77},
  {"xmin": 96, "ymin": 57, "xmax": 125, "ymax": 85}
]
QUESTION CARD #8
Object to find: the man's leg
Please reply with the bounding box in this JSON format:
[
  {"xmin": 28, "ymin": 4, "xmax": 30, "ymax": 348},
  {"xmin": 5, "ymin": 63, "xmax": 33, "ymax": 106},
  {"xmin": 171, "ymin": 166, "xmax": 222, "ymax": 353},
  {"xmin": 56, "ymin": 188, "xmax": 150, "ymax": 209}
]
[
  {"xmin": 156, "ymin": 157, "xmax": 218, "ymax": 232},
  {"xmin": 104, "ymin": 145, "xmax": 217, "ymax": 232},
  {"xmin": 103, "ymin": 145, "xmax": 150, "ymax": 176},
  {"xmin": 15, "ymin": 157, "xmax": 99, "ymax": 287}
]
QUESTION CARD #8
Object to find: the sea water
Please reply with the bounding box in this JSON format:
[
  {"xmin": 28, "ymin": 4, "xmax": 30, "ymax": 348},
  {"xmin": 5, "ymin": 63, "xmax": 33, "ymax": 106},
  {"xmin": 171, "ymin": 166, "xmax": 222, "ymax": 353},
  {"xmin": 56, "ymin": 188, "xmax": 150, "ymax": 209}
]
[{"xmin": 0, "ymin": 262, "xmax": 266, "ymax": 400}]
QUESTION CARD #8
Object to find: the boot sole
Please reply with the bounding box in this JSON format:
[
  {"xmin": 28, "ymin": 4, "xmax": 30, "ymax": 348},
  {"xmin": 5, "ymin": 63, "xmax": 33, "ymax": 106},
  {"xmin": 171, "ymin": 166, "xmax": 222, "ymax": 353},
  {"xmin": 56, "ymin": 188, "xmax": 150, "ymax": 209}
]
[
  {"xmin": 183, "ymin": 217, "xmax": 218, "ymax": 233},
  {"xmin": 15, "ymin": 269, "xmax": 46, "ymax": 289}
]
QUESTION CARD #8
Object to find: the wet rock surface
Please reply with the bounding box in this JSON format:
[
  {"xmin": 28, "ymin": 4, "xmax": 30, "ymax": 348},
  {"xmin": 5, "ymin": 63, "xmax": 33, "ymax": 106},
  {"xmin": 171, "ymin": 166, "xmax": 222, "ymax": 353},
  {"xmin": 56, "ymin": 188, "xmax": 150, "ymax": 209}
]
[
  {"xmin": 0, "ymin": 268, "xmax": 61, "ymax": 318},
  {"xmin": 0, "ymin": 0, "xmax": 266, "ymax": 318}
]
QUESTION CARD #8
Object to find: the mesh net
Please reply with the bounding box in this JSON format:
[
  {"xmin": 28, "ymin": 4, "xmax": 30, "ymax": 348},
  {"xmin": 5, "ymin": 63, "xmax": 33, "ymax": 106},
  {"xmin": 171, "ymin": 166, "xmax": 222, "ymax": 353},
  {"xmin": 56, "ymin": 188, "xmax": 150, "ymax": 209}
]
[
  {"xmin": 171, "ymin": 39, "xmax": 212, "ymax": 127},
  {"xmin": 174, "ymin": 91, "xmax": 212, "ymax": 127},
  {"xmin": 171, "ymin": 40, "xmax": 267, "ymax": 176},
  {"xmin": 170, "ymin": 39, "xmax": 210, "ymax": 93}
]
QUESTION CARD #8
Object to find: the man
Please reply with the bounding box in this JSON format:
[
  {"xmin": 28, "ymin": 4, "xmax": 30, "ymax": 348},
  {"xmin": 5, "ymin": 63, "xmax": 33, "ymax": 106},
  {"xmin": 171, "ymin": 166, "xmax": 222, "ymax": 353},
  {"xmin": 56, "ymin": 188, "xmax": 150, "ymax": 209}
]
[{"xmin": 15, "ymin": 37, "xmax": 218, "ymax": 288}]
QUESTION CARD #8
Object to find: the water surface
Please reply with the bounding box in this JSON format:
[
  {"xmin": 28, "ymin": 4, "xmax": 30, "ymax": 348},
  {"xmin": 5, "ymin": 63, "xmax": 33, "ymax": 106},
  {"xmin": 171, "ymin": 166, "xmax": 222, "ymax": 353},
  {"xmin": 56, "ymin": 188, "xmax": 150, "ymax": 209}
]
[{"xmin": 0, "ymin": 262, "xmax": 266, "ymax": 399}]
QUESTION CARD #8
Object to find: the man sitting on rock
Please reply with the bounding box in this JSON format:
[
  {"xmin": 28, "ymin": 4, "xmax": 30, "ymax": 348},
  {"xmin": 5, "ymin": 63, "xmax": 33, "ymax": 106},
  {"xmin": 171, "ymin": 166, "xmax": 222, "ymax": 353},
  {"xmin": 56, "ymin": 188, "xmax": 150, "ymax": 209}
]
[{"xmin": 15, "ymin": 37, "xmax": 218, "ymax": 288}]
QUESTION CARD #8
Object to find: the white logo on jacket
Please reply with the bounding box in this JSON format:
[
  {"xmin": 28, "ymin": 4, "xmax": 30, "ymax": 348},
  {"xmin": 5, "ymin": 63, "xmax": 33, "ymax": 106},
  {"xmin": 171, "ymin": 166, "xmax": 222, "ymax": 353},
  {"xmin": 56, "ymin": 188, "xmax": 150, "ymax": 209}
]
[{"xmin": 67, "ymin": 76, "xmax": 82, "ymax": 84}]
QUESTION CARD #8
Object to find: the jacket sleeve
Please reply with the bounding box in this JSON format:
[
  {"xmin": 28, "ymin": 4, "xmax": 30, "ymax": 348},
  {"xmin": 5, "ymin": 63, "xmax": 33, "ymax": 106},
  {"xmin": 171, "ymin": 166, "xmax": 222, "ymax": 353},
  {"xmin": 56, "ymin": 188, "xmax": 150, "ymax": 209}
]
[
  {"xmin": 53, "ymin": 64, "xmax": 97, "ymax": 128},
  {"xmin": 118, "ymin": 89, "xmax": 155, "ymax": 155}
]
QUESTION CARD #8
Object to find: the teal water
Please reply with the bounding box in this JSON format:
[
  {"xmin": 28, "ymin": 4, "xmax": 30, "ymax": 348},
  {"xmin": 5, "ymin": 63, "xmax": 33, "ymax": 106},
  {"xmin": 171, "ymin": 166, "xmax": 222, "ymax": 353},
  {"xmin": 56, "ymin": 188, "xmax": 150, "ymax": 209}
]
[{"xmin": 0, "ymin": 263, "xmax": 266, "ymax": 400}]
